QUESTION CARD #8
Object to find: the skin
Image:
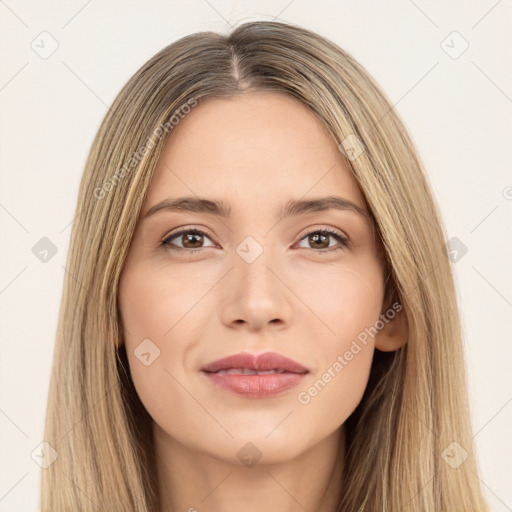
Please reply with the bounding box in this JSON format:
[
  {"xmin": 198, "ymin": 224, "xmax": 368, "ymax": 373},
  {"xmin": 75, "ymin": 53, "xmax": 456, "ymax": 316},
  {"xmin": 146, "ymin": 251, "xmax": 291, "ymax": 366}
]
[{"xmin": 118, "ymin": 91, "xmax": 407, "ymax": 512}]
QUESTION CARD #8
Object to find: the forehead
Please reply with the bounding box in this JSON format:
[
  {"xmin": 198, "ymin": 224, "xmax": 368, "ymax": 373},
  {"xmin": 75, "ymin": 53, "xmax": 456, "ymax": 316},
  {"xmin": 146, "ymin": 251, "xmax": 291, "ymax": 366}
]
[{"xmin": 143, "ymin": 91, "xmax": 366, "ymax": 215}]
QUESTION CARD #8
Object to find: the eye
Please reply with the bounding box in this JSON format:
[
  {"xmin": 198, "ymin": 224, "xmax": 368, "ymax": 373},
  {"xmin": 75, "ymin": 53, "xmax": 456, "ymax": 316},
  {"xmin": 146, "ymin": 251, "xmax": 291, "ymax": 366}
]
[
  {"xmin": 160, "ymin": 227, "xmax": 349, "ymax": 254},
  {"xmin": 161, "ymin": 228, "xmax": 216, "ymax": 252},
  {"xmin": 295, "ymin": 228, "xmax": 349, "ymax": 254}
]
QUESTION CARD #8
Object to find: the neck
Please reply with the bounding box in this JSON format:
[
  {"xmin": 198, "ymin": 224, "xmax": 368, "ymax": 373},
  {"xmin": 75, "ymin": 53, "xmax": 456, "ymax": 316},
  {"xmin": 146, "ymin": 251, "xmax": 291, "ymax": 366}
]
[{"xmin": 155, "ymin": 425, "xmax": 345, "ymax": 512}]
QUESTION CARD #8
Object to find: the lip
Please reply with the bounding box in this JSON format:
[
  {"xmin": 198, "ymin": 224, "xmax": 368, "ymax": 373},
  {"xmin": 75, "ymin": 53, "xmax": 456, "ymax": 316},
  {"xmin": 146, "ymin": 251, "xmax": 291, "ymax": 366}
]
[{"xmin": 201, "ymin": 352, "xmax": 310, "ymax": 398}]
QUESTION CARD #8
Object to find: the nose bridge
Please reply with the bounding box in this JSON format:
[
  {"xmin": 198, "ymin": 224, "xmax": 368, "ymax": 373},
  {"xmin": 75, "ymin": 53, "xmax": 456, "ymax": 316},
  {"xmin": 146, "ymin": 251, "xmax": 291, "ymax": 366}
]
[{"xmin": 234, "ymin": 234, "xmax": 278, "ymax": 300}]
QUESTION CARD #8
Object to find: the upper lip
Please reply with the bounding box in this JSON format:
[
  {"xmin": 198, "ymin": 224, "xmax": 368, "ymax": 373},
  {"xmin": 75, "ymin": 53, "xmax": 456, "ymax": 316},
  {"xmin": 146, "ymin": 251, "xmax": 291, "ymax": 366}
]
[{"xmin": 201, "ymin": 352, "xmax": 310, "ymax": 374}]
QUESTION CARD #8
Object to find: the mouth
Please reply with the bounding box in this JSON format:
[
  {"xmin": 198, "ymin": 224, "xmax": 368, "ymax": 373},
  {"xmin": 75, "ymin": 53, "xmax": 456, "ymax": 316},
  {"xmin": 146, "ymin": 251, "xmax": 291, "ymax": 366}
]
[
  {"xmin": 211, "ymin": 368, "xmax": 289, "ymax": 375},
  {"xmin": 200, "ymin": 352, "xmax": 309, "ymax": 398}
]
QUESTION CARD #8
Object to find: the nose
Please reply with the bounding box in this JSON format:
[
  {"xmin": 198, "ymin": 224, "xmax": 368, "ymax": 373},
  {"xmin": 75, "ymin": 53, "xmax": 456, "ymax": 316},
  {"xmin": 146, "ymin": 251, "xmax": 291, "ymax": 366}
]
[{"xmin": 220, "ymin": 249, "xmax": 293, "ymax": 333}]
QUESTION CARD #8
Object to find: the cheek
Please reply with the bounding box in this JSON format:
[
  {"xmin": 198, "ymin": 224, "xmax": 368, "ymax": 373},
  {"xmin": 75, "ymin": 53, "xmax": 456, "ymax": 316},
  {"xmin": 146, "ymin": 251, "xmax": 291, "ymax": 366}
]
[
  {"xmin": 118, "ymin": 265, "xmax": 212, "ymax": 423},
  {"xmin": 293, "ymin": 263, "xmax": 382, "ymax": 421},
  {"xmin": 118, "ymin": 268, "xmax": 174, "ymax": 397},
  {"xmin": 294, "ymin": 256, "xmax": 384, "ymax": 346},
  {"xmin": 119, "ymin": 263, "xmax": 206, "ymax": 346},
  {"xmin": 120, "ymin": 275, "xmax": 169, "ymax": 341}
]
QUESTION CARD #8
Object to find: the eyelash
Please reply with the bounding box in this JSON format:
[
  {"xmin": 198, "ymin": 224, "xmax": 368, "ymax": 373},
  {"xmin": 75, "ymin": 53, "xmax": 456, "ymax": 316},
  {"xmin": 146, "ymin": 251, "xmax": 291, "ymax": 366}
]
[{"xmin": 160, "ymin": 227, "xmax": 349, "ymax": 255}]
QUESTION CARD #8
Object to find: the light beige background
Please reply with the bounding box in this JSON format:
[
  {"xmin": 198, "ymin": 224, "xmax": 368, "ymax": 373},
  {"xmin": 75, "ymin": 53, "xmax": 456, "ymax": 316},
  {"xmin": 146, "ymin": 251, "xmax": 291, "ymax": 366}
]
[{"xmin": 0, "ymin": 1, "xmax": 511, "ymax": 510}]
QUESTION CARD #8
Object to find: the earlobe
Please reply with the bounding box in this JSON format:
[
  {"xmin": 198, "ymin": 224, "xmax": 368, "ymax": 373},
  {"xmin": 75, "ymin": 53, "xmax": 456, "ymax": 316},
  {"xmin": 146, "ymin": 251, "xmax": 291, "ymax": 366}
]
[
  {"xmin": 375, "ymin": 337, "xmax": 407, "ymax": 352},
  {"xmin": 374, "ymin": 303, "xmax": 409, "ymax": 352}
]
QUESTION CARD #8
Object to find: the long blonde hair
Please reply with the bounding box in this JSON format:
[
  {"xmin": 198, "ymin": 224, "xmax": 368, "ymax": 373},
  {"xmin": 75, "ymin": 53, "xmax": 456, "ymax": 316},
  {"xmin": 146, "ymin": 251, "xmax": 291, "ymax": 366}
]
[{"xmin": 41, "ymin": 20, "xmax": 489, "ymax": 511}]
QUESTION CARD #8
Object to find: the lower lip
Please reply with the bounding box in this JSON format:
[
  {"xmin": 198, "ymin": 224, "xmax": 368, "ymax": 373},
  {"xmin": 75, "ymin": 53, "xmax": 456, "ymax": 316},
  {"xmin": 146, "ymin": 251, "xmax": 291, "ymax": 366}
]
[{"xmin": 202, "ymin": 371, "xmax": 307, "ymax": 398}]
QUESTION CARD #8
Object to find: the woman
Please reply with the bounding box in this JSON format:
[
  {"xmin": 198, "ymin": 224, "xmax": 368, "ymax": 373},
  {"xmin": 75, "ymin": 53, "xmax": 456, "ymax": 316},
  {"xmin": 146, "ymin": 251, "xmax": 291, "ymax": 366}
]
[{"xmin": 41, "ymin": 20, "xmax": 489, "ymax": 511}]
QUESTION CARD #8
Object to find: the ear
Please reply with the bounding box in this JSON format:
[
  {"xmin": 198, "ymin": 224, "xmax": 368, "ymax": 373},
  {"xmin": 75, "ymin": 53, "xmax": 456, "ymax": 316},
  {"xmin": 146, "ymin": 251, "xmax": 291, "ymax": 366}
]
[{"xmin": 374, "ymin": 286, "xmax": 408, "ymax": 352}]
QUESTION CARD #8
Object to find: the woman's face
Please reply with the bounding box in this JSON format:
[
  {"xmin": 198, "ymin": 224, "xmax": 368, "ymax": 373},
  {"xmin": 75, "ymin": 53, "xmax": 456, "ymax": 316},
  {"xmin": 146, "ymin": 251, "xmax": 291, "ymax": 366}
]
[{"xmin": 118, "ymin": 91, "xmax": 390, "ymax": 465}]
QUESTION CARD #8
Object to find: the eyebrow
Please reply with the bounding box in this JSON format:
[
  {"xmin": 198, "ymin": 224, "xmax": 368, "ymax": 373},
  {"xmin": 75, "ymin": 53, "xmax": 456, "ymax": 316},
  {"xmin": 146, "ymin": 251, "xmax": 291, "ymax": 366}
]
[{"xmin": 144, "ymin": 195, "xmax": 369, "ymax": 221}]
